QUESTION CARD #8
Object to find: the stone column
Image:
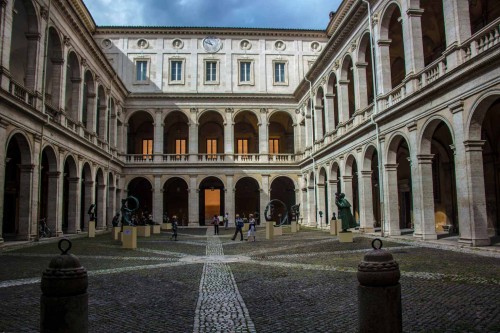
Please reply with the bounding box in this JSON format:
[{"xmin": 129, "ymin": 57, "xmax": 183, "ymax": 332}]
[
  {"xmin": 116, "ymin": 122, "xmax": 123, "ymax": 154},
  {"xmin": 224, "ymin": 114, "xmax": 234, "ymax": 159},
  {"xmin": 107, "ymin": 185, "xmax": 116, "ymax": 228},
  {"xmin": 315, "ymin": 105, "xmax": 325, "ymax": 139},
  {"xmin": 83, "ymin": 180, "xmax": 94, "ymax": 232},
  {"xmin": 325, "ymin": 93, "xmax": 335, "ymax": 133},
  {"xmin": 317, "ymin": 183, "xmax": 326, "ymax": 228},
  {"xmin": 292, "ymin": 123, "xmax": 300, "ymax": 154},
  {"xmin": 342, "ymin": 175, "xmax": 353, "ymax": 209},
  {"xmin": 443, "ymin": 0, "xmax": 471, "ymax": 69},
  {"xmin": 259, "ymin": 109, "xmax": 269, "ymax": 162},
  {"xmin": 359, "ymin": 170, "xmax": 375, "ymax": 233},
  {"xmin": 188, "ymin": 122, "xmax": 198, "ymax": 162},
  {"xmin": 46, "ymin": 172, "xmax": 61, "ymax": 236},
  {"xmin": 67, "ymin": 177, "xmax": 80, "ymax": 233},
  {"xmin": 153, "ymin": 175, "xmax": 162, "ymax": 227},
  {"xmin": 0, "ymin": 0, "xmax": 14, "ymax": 79},
  {"xmin": 19, "ymin": 165, "xmax": 34, "ymax": 240},
  {"xmin": 0, "ymin": 119, "xmax": 8, "ymax": 242},
  {"xmin": 25, "ymin": 33, "xmax": 40, "ymax": 92},
  {"xmin": 406, "ymin": 122, "xmax": 421, "ymax": 237},
  {"xmin": 86, "ymin": 93, "xmax": 97, "ymax": 133},
  {"xmin": 226, "ymin": 175, "xmax": 235, "ymax": 222},
  {"xmin": 329, "ymin": 180, "xmax": 338, "ymax": 219},
  {"xmin": 304, "ymin": 113, "xmax": 313, "ymax": 148},
  {"xmin": 337, "ymin": 80, "xmax": 349, "ymax": 124},
  {"xmin": 355, "ymin": 63, "xmax": 368, "ymax": 110},
  {"xmin": 402, "ymin": 5, "xmax": 425, "ymax": 89},
  {"xmin": 153, "ymin": 109, "xmax": 163, "ymax": 161},
  {"xmin": 377, "ymin": 40, "xmax": 392, "ymax": 95},
  {"xmin": 95, "ymin": 184, "xmax": 105, "ymax": 230},
  {"xmin": 416, "ymin": 154, "xmax": 437, "ymax": 240},
  {"xmin": 384, "ymin": 164, "xmax": 401, "ymax": 236},
  {"xmin": 109, "ymin": 113, "xmax": 116, "ymax": 149},
  {"xmin": 260, "ymin": 175, "xmax": 270, "ymax": 224},
  {"xmin": 122, "ymin": 124, "xmax": 129, "ymax": 155},
  {"xmin": 188, "ymin": 175, "xmax": 199, "ymax": 226},
  {"xmin": 307, "ymin": 184, "xmax": 316, "ymax": 226}
]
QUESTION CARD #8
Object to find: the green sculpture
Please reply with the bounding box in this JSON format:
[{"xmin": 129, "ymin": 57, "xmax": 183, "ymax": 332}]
[
  {"xmin": 335, "ymin": 193, "xmax": 356, "ymax": 231},
  {"xmin": 121, "ymin": 196, "xmax": 139, "ymax": 226}
]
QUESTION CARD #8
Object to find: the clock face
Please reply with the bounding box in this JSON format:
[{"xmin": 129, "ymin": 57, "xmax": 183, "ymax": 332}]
[{"xmin": 202, "ymin": 36, "xmax": 222, "ymax": 53}]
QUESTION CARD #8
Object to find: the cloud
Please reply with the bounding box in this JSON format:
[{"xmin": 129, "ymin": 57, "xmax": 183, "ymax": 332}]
[{"xmin": 84, "ymin": 0, "xmax": 341, "ymax": 29}]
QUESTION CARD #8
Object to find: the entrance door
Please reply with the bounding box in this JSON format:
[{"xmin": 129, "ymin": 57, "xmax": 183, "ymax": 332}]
[{"xmin": 205, "ymin": 189, "xmax": 221, "ymax": 225}]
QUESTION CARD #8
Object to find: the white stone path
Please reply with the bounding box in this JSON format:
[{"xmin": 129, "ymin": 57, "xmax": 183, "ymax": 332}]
[{"xmin": 192, "ymin": 229, "xmax": 256, "ymax": 333}]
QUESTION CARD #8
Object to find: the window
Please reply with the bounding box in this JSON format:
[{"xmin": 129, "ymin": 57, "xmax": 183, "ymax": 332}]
[
  {"xmin": 170, "ymin": 60, "xmax": 183, "ymax": 82},
  {"xmin": 274, "ymin": 62, "xmax": 286, "ymax": 84},
  {"xmin": 142, "ymin": 139, "xmax": 153, "ymax": 160},
  {"xmin": 269, "ymin": 139, "xmax": 279, "ymax": 154},
  {"xmin": 175, "ymin": 139, "xmax": 186, "ymax": 156},
  {"xmin": 205, "ymin": 61, "xmax": 218, "ymax": 83},
  {"xmin": 207, "ymin": 139, "xmax": 217, "ymax": 158},
  {"xmin": 237, "ymin": 139, "xmax": 248, "ymax": 155},
  {"xmin": 239, "ymin": 61, "xmax": 253, "ymax": 84},
  {"xmin": 136, "ymin": 60, "xmax": 148, "ymax": 81}
]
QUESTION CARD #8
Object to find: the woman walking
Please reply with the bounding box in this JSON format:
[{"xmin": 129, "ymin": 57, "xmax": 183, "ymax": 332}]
[
  {"xmin": 247, "ymin": 214, "xmax": 256, "ymax": 242},
  {"xmin": 212, "ymin": 215, "xmax": 219, "ymax": 235}
]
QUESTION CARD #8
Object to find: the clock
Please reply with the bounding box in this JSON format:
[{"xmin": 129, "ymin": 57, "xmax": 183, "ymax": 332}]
[{"xmin": 202, "ymin": 36, "xmax": 222, "ymax": 53}]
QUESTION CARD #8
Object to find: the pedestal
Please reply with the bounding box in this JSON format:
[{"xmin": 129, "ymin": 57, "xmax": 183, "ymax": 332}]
[
  {"xmin": 137, "ymin": 225, "xmax": 150, "ymax": 237},
  {"xmin": 291, "ymin": 221, "xmax": 297, "ymax": 233},
  {"xmin": 338, "ymin": 231, "xmax": 353, "ymax": 243},
  {"xmin": 330, "ymin": 219, "xmax": 338, "ymax": 235},
  {"xmin": 242, "ymin": 223, "xmax": 249, "ymax": 232},
  {"xmin": 266, "ymin": 221, "xmax": 274, "ymax": 240},
  {"xmin": 88, "ymin": 221, "xmax": 95, "ymax": 238},
  {"xmin": 337, "ymin": 219, "xmax": 343, "ymax": 235},
  {"xmin": 274, "ymin": 226, "xmax": 283, "ymax": 236},
  {"xmin": 122, "ymin": 226, "xmax": 137, "ymax": 249},
  {"xmin": 151, "ymin": 225, "xmax": 161, "ymax": 234},
  {"xmin": 112, "ymin": 227, "xmax": 121, "ymax": 240},
  {"xmin": 161, "ymin": 223, "xmax": 171, "ymax": 230}
]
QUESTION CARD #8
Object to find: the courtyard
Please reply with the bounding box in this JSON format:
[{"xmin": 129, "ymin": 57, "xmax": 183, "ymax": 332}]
[{"xmin": 0, "ymin": 227, "xmax": 499, "ymax": 333}]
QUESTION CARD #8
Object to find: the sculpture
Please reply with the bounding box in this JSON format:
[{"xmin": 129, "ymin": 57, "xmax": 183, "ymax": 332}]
[
  {"xmin": 264, "ymin": 199, "xmax": 289, "ymax": 225},
  {"xmin": 87, "ymin": 204, "xmax": 96, "ymax": 222},
  {"xmin": 120, "ymin": 196, "xmax": 139, "ymax": 226},
  {"xmin": 111, "ymin": 212, "xmax": 120, "ymax": 227},
  {"xmin": 335, "ymin": 193, "xmax": 356, "ymax": 231}
]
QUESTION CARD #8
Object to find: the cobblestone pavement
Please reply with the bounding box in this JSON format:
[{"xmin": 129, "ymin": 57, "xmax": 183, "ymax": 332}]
[{"xmin": 0, "ymin": 227, "xmax": 499, "ymax": 332}]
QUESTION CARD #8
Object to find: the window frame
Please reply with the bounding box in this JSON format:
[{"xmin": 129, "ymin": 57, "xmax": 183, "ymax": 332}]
[
  {"xmin": 133, "ymin": 58, "xmax": 150, "ymax": 84},
  {"xmin": 204, "ymin": 59, "xmax": 220, "ymax": 85},
  {"xmin": 269, "ymin": 138, "xmax": 280, "ymax": 155},
  {"xmin": 169, "ymin": 58, "xmax": 185, "ymax": 84},
  {"xmin": 238, "ymin": 59, "xmax": 254, "ymax": 85},
  {"xmin": 273, "ymin": 60, "xmax": 288, "ymax": 86},
  {"xmin": 142, "ymin": 138, "xmax": 153, "ymax": 160}
]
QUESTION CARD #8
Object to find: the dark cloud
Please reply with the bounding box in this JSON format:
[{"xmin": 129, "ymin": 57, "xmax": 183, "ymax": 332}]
[{"xmin": 84, "ymin": 0, "xmax": 342, "ymax": 29}]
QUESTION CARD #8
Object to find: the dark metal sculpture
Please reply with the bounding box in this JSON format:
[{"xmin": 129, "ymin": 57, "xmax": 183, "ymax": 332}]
[
  {"xmin": 264, "ymin": 199, "xmax": 289, "ymax": 225},
  {"xmin": 120, "ymin": 196, "xmax": 139, "ymax": 226},
  {"xmin": 335, "ymin": 192, "xmax": 356, "ymax": 231}
]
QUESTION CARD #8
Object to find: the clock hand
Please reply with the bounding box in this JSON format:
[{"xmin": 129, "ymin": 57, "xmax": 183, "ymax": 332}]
[{"xmin": 206, "ymin": 40, "xmax": 213, "ymax": 46}]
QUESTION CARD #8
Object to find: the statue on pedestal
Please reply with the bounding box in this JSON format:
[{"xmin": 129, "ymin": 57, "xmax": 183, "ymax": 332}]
[
  {"xmin": 121, "ymin": 196, "xmax": 139, "ymax": 226},
  {"xmin": 335, "ymin": 193, "xmax": 356, "ymax": 231}
]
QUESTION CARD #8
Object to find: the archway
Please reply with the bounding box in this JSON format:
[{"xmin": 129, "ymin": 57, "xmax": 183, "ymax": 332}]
[
  {"xmin": 3, "ymin": 133, "xmax": 32, "ymax": 240},
  {"xmin": 65, "ymin": 52, "xmax": 81, "ymax": 122},
  {"xmin": 235, "ymin": 177, "xmax": 260, "ymax": 222},
  {"xmin": 234, "ymin": 111, "xmax": 259, "ymax": 159},
  {"xmin": 345, "ymin": 155, "xmax": 360, "ymax": 226},
  {"xmin": 317, "ymin": 168, "xmax": 328, "ymax": 228},
  {"xmin": 421, "ymin": 0, "xmax": 446, "ymax": 66},
  {"xmin": 82, "ymin": 71, "xmax": 95, "ymax": 131},
  {"xmin": 198, "ymin": 111, "xmax": 224, "ymax": 160},
  {"xmin": 270, "ymin": 176, "xmax": 296, "ymax": 223},
  {"xmin": 268, "ymin": 111, "xmax": 294, "ymax": 156},
  {"xmin": 62, "ymin": 155, "xmax": 78, "ymax": 234},
  {"xmin": 341, "ymin": 56, "xmax": 356, "ymax": 120},
  {"xmin": 127, "ymin": 177, "xmax": 153, "ymax": 223},
  {"xmin": 127, "ymin": 111, "xmax": 154, "ymax": 159},
  {"xmin": 44, "ymin": 27, "xmax": 63, "ymax": 111},
  {"xmin": 163, "ymin": 177, "xmax": 189, "ymax": 225},
  {"xmin": 96, "ymin": 86, "xmax": 107, "ymax": 140},
  {"xmin": 95, "ymin": 168, "xmax": 106, "ymax": 229},
  {"xmin": 360, "ymin": 145, "xmax": 380, "ymax": 232},
  {"xmin": 80, "ymin": 163, "xmax": 93, "ymax": 231},
  {"xmin": 380, "ymin": 3, "xmax": 406, "ymax": 90},
  {"xmin": 358, "ymin": 32, "xmax": 374, "ymax": 108},
  {"xmin": 315, "ymin": 87, "xmax": 326, "ymax": 138},
  {"xmin": 199, "ymin": 177, "xmax": 225, "ymax": 226},
  {"xmin": 327, "ymin": 73, "xmax": 339, "ymax": 129},
  {"xmin": 164, "ymin": 111, "xmax": 189, "ymax": 158},
  {"xmin": 40, "ymin": 146, "xmax": 59, "ymax": 235}
]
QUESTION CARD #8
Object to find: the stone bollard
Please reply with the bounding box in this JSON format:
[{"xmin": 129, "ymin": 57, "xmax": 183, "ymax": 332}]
[
  {"xmin": 41, "ymin": 239, "xmax": 88, "ymax": 333},
  {"xmin": 357, "ymin": 239, "xmax": 402, "ymax": 333}
]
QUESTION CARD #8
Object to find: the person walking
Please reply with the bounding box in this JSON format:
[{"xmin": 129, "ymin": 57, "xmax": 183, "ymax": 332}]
[
  {"xmin": 231, "ymin": 214, "xmax": 244, "ymax": 241},
  {"xmin": 212, "ymin": 215, "xmax": 219, "ymax": 235},
  {"xmin": 224, "ymin": 212, "xmax": 229, "ymax": 229},
  {"xmin": 247, "ymin": 214, "xmax": 256, "ymax": 242},
  {"xmin": 171, "ymin": 215, "xmax": 178, "ymax": 241}
]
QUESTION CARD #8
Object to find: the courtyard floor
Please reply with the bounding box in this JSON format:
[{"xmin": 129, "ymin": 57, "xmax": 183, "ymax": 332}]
[{"xmin": 0, "ymin": 227, "xmax": 499, "ymax": 333}]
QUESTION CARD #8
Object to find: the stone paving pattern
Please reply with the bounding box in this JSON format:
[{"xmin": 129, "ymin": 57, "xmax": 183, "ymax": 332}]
[{"xmin": 0, "ymin": 227, "xmax": 499, "ymax": 332}]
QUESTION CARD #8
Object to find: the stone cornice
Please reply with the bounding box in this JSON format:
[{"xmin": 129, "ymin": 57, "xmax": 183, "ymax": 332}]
[
  {"xmin": 326, "ymin": 0, "xmax": 357, "ymax": 37},
  {"xmin": 68, "ymin": 0, "xmax": 96, "ymax": 33},
  {"xmin": 95, "ymin": 26, "xmax": 326, "ymax": 39},
  {"xmin": 125, "ymin": 93, "xmax": 297, "ymax": 104}
]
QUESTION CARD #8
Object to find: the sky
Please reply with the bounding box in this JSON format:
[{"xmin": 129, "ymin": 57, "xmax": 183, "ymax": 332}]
[{"xmin": 83, "ymin": 0, "xmax": 343, "ymax": 30}]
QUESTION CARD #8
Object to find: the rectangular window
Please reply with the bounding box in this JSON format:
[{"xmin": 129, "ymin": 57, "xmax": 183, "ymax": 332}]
[
  {"xmin": 170, "ymin": 60, "xmax": 183, "ymax": 82},
  {"xmin": 240, "ymin": 61, "xmax": 251, "ymax": 83},
  {"xmin": 142, "ymin": 139, "xmax": 153, "ymax": 160},
  {"xmin": 237, "ymin": 139, "xmax": 248, "ymax": 155},
  {"xmin": 207, "ymin": 139, "xmax": 217, "ymax": 158},
  {"xmin": 205, "ymin": 61, "xmax": 217, "ymax": 82},
  {"xmin": 274, "ymin": 62, "xmax": 286, "ymax": 83},
  {"xmin": 175, "ymin": 139, "xmax": 186, "ymax": 155},
  {"xmin": 269, "ymin": 139, "xmax": 279, "ymax": 154},
  {"xmin": 136, "ymin": 60, "xmax": 148, "ymax": 81}
]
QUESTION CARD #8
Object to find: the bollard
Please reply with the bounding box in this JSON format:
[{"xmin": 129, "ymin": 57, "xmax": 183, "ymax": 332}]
[
  {"xmin": 357, "ymin": 239, "xmax": 402, "ymax": 333},
  {"xmin": 41, "ymin": 239, "xmax": 88, "ymax": 333}
]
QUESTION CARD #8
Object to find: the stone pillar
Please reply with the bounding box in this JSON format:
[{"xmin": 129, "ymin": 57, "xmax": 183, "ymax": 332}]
[
  {"xmin": 292, "ymin": 123, "xmax": 300, "ymax": 154},
  {"xmin": 25, "ymin": 33, "xmax": 40, "ymax": 92},
  {"xmin": 122, "ymin": 123, "xmax": 129, "ymax": 155},
  {"xmin": 47, "ymin": 172, "xmax": 61, "ymax": 236},
  {"xmin": 342, "ymin": 175, "xmax": 353, "ymax": 208},
  {"xmin": 226, "ymin": 175, "xmax": 235, "ymax": 223},
  {"xmin": 402, "ymin": 5, "xmax": 425, "ymax": 78},
  {"xmin": 384, "ymin": 164, "xmax": 401, "ymax": 236},
  {"xmin": 116, "ymin": 122, "xmax": 123, "ymax": 154},
  {"xmin": 0, "ymin": 119, "xmax": 8, "ymax": 242},
  {"xmin": 317, "ymin": 183, "xmax": 326, "ymax": 228},
  {"xmin": 96, "ymin": 184, "xmax": 106, "ymax": 230},
  {"xmin": 359, "ymin": 170, "xmax": 375, "ymax": 233},
  {"xmin": 67, "ymin": 177, "xmax": 80, "ymax": 233},
  {"xmin": 337, "ymin": 80, "xmax": 349, "ymax": 124},
  {"xmin": 304, "ymin": 113, "xmax": 313, "ymax": 148},
  {"xmin": 86, "ymin": 93, "xmax": 97, "ymax": 133},
  {"xmin": 443, "ymin": 0, "xmax": 471, "ymax": 69},
  {"xmin": 258, "ymin": 109, "xmax": 269, "ymax": 162},
  {"xmin": 260, "ymin": 175, "xmax": 270, "ymax": 224},
  {"xmin": 19, "ymin": 165, "xmax": 34, "ymax": 240},
  {"xmin": 307, "ymin": 184, "xmax": 316, "ymax": 226},
  {"xmin": 188, "ymin": 122, "xmax": 198, "ymax": 162},
  {"xmin": 355, "ymin": 63, "xmax": 369, "ymax": 110},
  {"xmin": 83, "ymin": 181, "xmax": 94, "ymax": 232},
  {"xmin": 153, "ymin": 110, "xmax": 163, "ymax": 161},
  {"xmin": 0, "ymin": 0, "xmax": 14, "ymax": 76},
  {"xmin": 109, "ymin": 113, "xmax": 117, "ymax": 149},
  {"xmin": 224, "ymin": 118, "xmax": 234, "ymax": 158},
  {"xmin": 329, "ymin": 180, "xmax": 338, "ymax": 219},
  {"xmin": 153, "ymin": 175, "xmax": 162, "ymax": 226},
  {"xmin": 107, "ymin": 185, "xmax": 116, "ymax": 228},
  {"xmin": 377, "ymin": 40, "xmax": 392, "ymax": 95},
  {"xmin": 406, "ymin": 123, "xmax": 421, "ymax": 237},
  {"xmin": 188, "ymin": 175, "xmax": 199, "ymax": 226},
  {"xmin": 325, "ymin": 93, "xmax": 335, "ymax": 133},
  {"xmin": 416, "ymin": 154, "xmax": 437, "ymax": 240}
]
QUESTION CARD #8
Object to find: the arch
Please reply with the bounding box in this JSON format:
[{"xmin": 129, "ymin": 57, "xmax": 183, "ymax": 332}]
[
  {"xmin": 467, "ymin": 90, "xmax": 500, "ymax": 141},
  {"xmin": 163, "ymin": 177, "xmax": 189, "ymax": 225},
  {"xmin": 40, "ymin": 145, "xmax": 59, "ymax": 233},
  {"xmin": 357, "ymin": 31, "xmax": 374, "ymax": 107},
  {"xmin": 362, "ymin": 144, "xmax": 378, "ymax": 171},
  {"xmin": 318, "ymin": 167, "xmax": 329, "ymax": 226},
  {"xmin": 270, "ymin": 176, "xmax": 297, "ymax": 224},
  {"xmin": 327, "ymin": 72, "xmax": 339, "ymax": 129},
  {"xmin": 80, "ymin": 162, "xmax": 93, "ymax": 231},
  {"xmin": 268, "ymin": 111, "xmax": 294, "ymax": 154},
  {"xmin": 197, "ymin": 109, "xmax": 226, "ymax": 123},
  {"xmin": 164, "ymin": 110, "xmax": 189, "ymax": 155},
  {"xmin": 233, "ymin": 109, "xmax": 260, "ymax": 122},
  {"xmin": 420, "ymin": 0, "xmax": 446, "ymax": 66},
  {"xmin": 198, "ymin": 110, "xmax": 224, "ymax": 157},
  {"xmin": 419, "ymin": 116, "xmax": 455, "ymax": 155},
  {"xmin": 386, "ymin": 131, "xmax": 411, "ymax": 164},
  {"xmin": 199, "ymin": 176, "xmax": 225, "ymax": 226},
  {"xmin": 127, "ymin": 177, "xmax": 153, "ymax": 220},
  {"xmin": 315, "ymin": 86, "xmax": 326, "ymax": 138},
  {"xmin": 341, "ymin": 54, "xmax": 356, "ymax": 119},
  {"xmin": 343, "ymin": 154, "xmax": 359, "ymax": 224},
  {"xmin": 96, "ymin": 85, "xmax": 107, "ymax": 139},
  {"xmin": 361, "ymin": 144, "xmax": 381, "ymax": 230},
  {"xmin": 44, "ymin": 26, "xmax": 64, "ymax": 109},
  {"xmin": 235, "ymin": 177, "xmax": 261, "ymax": 220},
  {"xmin": 62, "ymin": 155, "xmax": 78, "ymax": 233},
  {"xmin": 127, "ymin": 110, "xmax": 154, "ymax": 157},
  {"xmin": 234, "ymin": 110, "xmax": 259, "ymax": 155},
  {"xmin": 344, "ymin": 154, "xmax": 358, "ymax": 176},
  {"xmin": 82, "ymin": 70, "xmax": 95, "ymax": 131},
  {"xmin": 65, "ymin": 51, "xmax": 81, "ymax": 121},
  {"xmin": 6, "ymin": 131, "xmax": 32, "ymax": 165}
]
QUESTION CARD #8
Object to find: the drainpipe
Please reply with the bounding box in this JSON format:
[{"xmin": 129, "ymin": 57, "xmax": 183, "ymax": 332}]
[
  {"xmin": 304, "ymin": 76, "xmax": 319, "ymax": 228},
  {"xmin": 362, "ymin": 0, "xmax": 385, "ymax": 236}
]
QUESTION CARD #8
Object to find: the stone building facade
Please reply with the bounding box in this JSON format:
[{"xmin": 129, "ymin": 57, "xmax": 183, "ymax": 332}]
[{"xmin": 0, "ymin": 0, "xmax": 499, "ymax": 246}]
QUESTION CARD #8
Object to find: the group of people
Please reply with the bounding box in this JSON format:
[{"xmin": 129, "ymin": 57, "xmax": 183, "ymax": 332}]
[{"xmin": 210, "ymin": 212, "xmax": 257, "ymax": 241}]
